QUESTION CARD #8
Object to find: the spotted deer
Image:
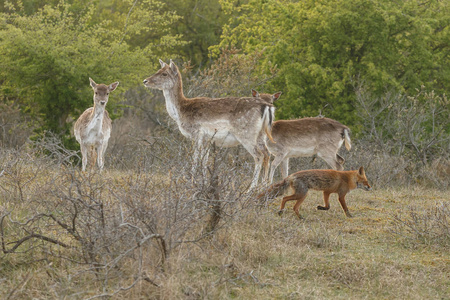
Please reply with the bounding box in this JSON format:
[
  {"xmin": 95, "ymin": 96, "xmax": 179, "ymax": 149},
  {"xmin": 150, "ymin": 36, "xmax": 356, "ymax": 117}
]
[
  {"xmin": 74, "ymin": 78, "xmax": 119, "ymax": 171},
  {"xmin": 143, "ymin": 60, "xmax": 275, "ymax": 188},
  {"xmin": 252, "ymin": 91, "xmax": 352, "ymax": 183}
]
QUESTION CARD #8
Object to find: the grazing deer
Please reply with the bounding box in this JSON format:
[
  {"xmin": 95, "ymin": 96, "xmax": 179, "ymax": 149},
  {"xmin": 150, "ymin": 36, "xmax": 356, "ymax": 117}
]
[
  {"xmin": 74, "ymin": 78, "xmax": 119, "ymax": 171},
  {"xmin": 251, "ymin": 91, "xmax": 351, "ymax": 183},
  {"xmin": 143, "ymin": 59, "xmax": 275, "ymax": 188}
]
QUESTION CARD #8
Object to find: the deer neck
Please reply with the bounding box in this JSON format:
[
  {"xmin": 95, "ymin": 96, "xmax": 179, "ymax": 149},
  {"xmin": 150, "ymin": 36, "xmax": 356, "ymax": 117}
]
[
  {"xmin": 88, "ymin": 103, "xmax": 105, "ymax": 133},
  {"xmin": 162, "ymin": 75, "xmax": 187, "ymax": 123}
]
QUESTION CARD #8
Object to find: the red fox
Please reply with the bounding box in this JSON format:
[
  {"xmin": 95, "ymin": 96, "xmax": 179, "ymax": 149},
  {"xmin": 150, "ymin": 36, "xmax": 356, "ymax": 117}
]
[{"xmin": 258, "ymin": 167, "xmax": 371, "ymax": 218}]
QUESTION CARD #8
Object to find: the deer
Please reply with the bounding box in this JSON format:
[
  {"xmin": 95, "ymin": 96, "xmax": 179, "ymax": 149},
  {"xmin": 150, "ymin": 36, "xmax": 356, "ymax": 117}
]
[
  {"xmin": 143, "ymin": 59, "xmax": 275, "ymax": 189},
  {"xmin": 251, "ymin": 89, "xmax": 282, "ymax": 104},
  {"xmin": 251, "ymin": 90, "xmax": 352, "ymax": 183},
  {"xmin": 74, "ymin": 78, "xmax": 119, "ymax": 171}
]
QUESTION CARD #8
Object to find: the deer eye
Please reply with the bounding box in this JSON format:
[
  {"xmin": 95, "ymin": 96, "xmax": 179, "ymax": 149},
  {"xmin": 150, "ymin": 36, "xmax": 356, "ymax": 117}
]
[
  {"xmin": 162, "ymin": 72, "xmax": 168, "ymax": 76},
  {"xmin": 95, "ymin": 92, "xmax": 98, "ymax": 95},
  {"xmin": 107, "ymin": 93, "xmax": 109, "ymax": 95}
]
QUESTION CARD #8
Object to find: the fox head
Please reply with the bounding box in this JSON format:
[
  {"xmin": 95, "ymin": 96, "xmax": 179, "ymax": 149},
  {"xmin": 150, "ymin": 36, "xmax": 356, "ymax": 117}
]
[{"xmin": 356, "ymin": 166, "xmax": 372, "ymax": 191}]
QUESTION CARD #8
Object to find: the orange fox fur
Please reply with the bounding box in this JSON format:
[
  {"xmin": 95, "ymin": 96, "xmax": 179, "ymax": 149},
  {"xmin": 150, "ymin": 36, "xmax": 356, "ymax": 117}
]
[{"xmin": 258, "ymin": 167, "xmax": 371, "ymax": 218}]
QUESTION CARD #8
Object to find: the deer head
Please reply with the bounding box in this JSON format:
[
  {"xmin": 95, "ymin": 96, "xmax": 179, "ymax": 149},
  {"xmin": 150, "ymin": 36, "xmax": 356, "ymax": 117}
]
[
  {"xmin": 89, "ymin": 77, "xmax": 119, "ymax": 107},
  {"xmin": 251, "ymin": 89, "xmax": 282, "ymax": 104},
  {"xmin": 143, "ymin": 59, "xmax": 180, "ymax": 90}
]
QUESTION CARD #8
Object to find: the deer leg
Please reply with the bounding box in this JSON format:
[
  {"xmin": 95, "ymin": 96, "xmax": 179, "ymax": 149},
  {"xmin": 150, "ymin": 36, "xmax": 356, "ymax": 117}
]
[
  {"xmin": 192, "ymin": 135, "xmax": 209, "ymax": 176},
  {"xmin": 269, "ymin": 153, "xmax": 288, "ymax": 183},
  {"xmin": 95, "ymin": 140, "xmax": 109, "ymax": 171},
  {"xmin": 262, "ymin": 146, "xmax": 271, "ymax": 183},
  {"xmin": 249, "ymin": 151, "xmax": 264, "ymax": 190},
  {"xmin": 338, "ymin": 193, "xmax": 352, "ymax": 217},
  {"xmin": 318, "ymin": 152, "xmax": 342, "ymax": 170},
  {"xmin": 80, "ymin": 144, "xmax": 88, "ymax": 172},
  {"xmin": 336, "ymin": 153, "xmax": 345, "ymax": 165},
  {"xmin": 279, "ymin": 157, "xmax": 289, "ymax": 179},
  {"xmin": 317, "ymin": 192, "xmax": 331, "ymax": 210},
  {"xmin": 97, "ymin": 144, "xmax": 104, "ymax": 170}
]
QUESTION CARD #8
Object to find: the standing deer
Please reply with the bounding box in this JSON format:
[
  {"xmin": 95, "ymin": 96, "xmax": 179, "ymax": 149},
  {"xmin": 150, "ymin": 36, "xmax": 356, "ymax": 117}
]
[
  {"xmin": 74, "ymin": 78, "xmax": 119, "ymax": 171},
  {"xmin": 252, "ymin": 90, "xmax": 351, "ymax": 183},
  {"xmin": 143, "ymin": 59, "xmax": 275, "ymax": 189},
  {"xmin": 251, "ymin": 89, "xmax": 282, "ymax": 104}
]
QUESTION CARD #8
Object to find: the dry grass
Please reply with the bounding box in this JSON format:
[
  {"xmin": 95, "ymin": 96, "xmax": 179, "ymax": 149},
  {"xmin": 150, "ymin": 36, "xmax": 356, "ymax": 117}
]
[{"xmin": 0, "ymin": 142, "xmax": 449, "ymax": 300}]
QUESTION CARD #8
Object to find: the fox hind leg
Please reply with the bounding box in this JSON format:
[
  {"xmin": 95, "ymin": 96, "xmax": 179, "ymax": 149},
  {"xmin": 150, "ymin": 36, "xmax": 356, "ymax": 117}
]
[
  {"xmin": 292, "ymin": 194, "xmax": 307, "ymax": 219},
  {"xmin": 279, "ymin": 191, "xmax": 307, "ymax": 219}
]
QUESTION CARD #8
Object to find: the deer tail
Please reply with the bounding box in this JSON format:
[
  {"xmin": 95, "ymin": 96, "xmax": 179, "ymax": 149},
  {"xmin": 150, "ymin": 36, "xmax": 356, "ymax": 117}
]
[
  {"xmin": 263, "ymin": 106, "xmax": 276, "ymax": 143},
  {"xmin": 343, "ymin": 128, "xmax": 351, "ymax": 151}
]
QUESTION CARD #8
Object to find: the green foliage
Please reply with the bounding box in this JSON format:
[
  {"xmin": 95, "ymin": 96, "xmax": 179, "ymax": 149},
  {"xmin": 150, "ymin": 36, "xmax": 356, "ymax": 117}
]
[
  {"xmin": 0, "ymin": 0, "xmax": 185, "ymax": 147},
  {"xmin": 156, "ymin": 0, "xmax": 234, "ymax": 66},
  {"xmin": 213, "ymin": 0, "xmax": 449, "ymax": 127}
]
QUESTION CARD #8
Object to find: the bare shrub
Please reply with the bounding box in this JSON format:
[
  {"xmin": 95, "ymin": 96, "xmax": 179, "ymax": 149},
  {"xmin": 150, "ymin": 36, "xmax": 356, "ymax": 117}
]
[
  {"xmin": 182, "ymin": 47, "xmax": 278, "ymax": 98},
  {"xmin": 0, "ymin": 99, "xmax": 37, "ymax": 148},
  {"xmin": 390, "ymin": 202, "xmax": 450, "ymax": 247},
  {"xmin": 0, "ymin": 133, "xmax": 258, "ymax": 298},
  {"xmin": 354, "ymin": 83, "xmax": 450, "ymax": 188}
]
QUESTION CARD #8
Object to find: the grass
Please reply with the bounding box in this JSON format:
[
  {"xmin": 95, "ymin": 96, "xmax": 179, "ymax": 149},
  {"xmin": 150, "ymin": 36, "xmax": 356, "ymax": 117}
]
[{"xmin": 0, "ymin": 149, "xmax": 449, "ymax": 299}]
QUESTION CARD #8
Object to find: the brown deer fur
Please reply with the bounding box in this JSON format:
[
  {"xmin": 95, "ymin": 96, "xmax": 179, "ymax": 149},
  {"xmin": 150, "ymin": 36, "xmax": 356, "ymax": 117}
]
[
  {"xmin": 252, "ymin": 91, "xmax": 351, "ymax": 182},
  {"xmin": 74, "ymin": 78, "xmax": 118, "ymax": 171},
  {"xmin": 143, "ymin": 60, "xmax": 275, "ymax": 188}
]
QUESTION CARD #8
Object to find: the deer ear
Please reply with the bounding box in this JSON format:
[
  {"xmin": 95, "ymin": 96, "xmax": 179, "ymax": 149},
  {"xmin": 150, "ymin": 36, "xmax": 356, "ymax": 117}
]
[
  {"xmin": 109, "ymin": 81, "xmax": 119, "ymax": 92},
  {"xmin": 272, "ymin": 92, "xmax": 282, "ymax": 102},
  {"xmin": 159, "ymin": 59, "xmax": 166, "ymax": 68},
  {"xmin": 358, "ymin": 166, "xmax": 365, "ymax": 176},
  {"xmin": 169, "ymin": 60, "xmax": 178, "ymax": 74},
  {"xmin": 89, "ymin": 77, "xmax": 96, "ymax": 88},
  {"xmin": 251, "ymin": 89, "xmax": 259, "ymax": 97}
]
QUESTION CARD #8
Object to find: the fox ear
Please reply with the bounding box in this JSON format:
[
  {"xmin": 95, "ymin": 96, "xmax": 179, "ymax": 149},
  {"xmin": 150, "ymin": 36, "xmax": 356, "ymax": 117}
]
[
  {"xmin": 358, "ymin": 166, "xmax": 365, "ymax": 176},
  {"xmin": 251, "ymin": 89, "xmax": 259, "ymax": 97}
]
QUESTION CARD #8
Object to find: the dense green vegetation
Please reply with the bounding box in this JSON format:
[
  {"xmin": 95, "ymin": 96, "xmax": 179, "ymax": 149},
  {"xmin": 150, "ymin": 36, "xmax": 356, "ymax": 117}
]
[
  {"xmin": 0, "ymin": 0, "xmax": 185, "ymax": 146},
  {"xmin": 215, "ymin": 0, "xmax": 449, "ymax": 124},
  {"xmin": 1, "ymin": 0, "xmax": 448, "ymax": 139}
]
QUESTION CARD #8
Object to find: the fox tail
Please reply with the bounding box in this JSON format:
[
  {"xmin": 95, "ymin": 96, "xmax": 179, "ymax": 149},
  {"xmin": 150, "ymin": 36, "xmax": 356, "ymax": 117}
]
[{"xmin": 257, "ymin": 178, "xmax": 289, "ymax": 203}]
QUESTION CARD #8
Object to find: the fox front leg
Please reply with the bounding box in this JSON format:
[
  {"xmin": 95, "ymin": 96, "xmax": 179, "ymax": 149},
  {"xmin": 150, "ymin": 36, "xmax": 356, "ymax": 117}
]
[{"xmin": 317, "ymin": 192, "xmax": 331, "ymax": 211}]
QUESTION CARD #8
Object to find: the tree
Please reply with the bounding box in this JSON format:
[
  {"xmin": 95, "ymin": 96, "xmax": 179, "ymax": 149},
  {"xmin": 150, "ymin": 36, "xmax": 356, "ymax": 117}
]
[
  {"xmin": 213, "ymin": 0, "xmax": 449, "ymax": 127},
  {"xmin": 0, "ymin": 0, "xmax": 185, "ymax": 147}
]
